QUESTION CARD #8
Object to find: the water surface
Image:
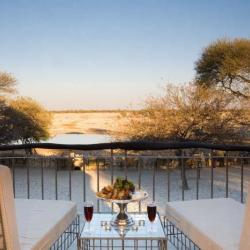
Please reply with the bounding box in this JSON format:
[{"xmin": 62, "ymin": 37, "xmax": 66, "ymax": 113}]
[{"xmin": 46, "ymin": 133, "xmax": 112, "ymax": 144}]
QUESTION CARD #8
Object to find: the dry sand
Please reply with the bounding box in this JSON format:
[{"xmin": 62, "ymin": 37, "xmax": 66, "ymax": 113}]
[{"xmin": 50, "ymin": 112, "xmax": 124, "ymax": 137}]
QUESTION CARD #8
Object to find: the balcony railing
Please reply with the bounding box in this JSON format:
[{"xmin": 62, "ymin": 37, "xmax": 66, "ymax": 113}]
[{"xmin": 0, "ymin": 141, "xmax": 249, "ymax": 216}]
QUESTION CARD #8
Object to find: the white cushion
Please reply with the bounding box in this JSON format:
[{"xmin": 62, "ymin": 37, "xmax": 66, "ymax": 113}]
[
  {"xmin": 166, "ymin": 198, "xmax": 244, "ymax": 250},
  {"xmin": 15, "ymin": 199, "xmax": 77, "ymax": 250}
]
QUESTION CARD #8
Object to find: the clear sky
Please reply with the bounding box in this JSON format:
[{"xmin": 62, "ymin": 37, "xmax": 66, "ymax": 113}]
[{"xmin": 0, "ymin": 0, "xmax": 249, "ymax": 110}]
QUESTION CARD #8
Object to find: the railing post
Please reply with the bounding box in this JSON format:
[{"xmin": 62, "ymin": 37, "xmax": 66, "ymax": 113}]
[
  {"xmin": 241, "ymin": 154, "xmax": 244, "ymax": 203},
  {"xmin": 110, "ymin": 149, "xmax": 114, "ymax": 185},
  {"xmin": 83, "ymin": 156, "xmax": 86, "ymax": 202},
  {"xmin": 167, "ymin": 159, "xmax": 170, "ymax": 202},
  {"xmin": 181, "ymin": 151, "xmax": 185, "ymax": 201},
  {"xmin": 124, "ymin": 150, "xmax": 128, "ymax": 179},
  {"xmin": 196, "ymin": 155, "xmax": 199, "ymax": 200},
  {"xmin": 97, "ymin": 158, "xmax": 100, "ymax": 212},
  {"xmin": 153, "ymin": 158, "xmax": 156, "ymax": 202},
  {"xmin": 27, "ymin": 160, "xmax": 30, "ymax": 199},
  {"xmin": 225, "ymin": 152, "xmax": 229, "ymax": 198},
  {"xmin": 111, "ymin": 149, "xmax": 114, "ymax": 213},
  {"xmin": 55, "ymin": 157, "xmax": 58, "ymax": 200},
  {"xmin": 210, "ymin": 150, "xmax": 214, "ymax": 199},
  {"xmin": 11, "ymin": 153, "xmax": 16, "ymax": 197},
  {"xmin": 41, "ymin": 157, "xmax": 44, "ymax": 200},
  {"xmin": 138, "ymin": 157, "xmax": 142, "ymax": 212},
  {"xmin": 69, "ymin": 157, "xmax": 72, "ymax": 201}
]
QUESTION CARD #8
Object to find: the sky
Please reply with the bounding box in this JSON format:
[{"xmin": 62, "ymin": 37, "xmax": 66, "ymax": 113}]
[{"xmin": 0, "ymin": 0, "xmax": 249, "ymax": 110}]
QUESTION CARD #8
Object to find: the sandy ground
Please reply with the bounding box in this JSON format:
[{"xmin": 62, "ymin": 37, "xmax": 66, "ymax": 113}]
[
  {"xmin": 50, "ymin": 112, "xmax": 124, "ymax": 137},
  {"xmin": 14, "ymin": 165, "xmax": 249, "ymax": 214}
]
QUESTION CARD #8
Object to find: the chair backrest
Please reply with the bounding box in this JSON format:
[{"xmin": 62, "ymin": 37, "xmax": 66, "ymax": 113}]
[
  {"xmin": 240, "ymin": 182, "xmax": 250, "ymax": 250},
  {"xmin": 0, "ymin": 165, "xmax": 20, "ymax": 250}
]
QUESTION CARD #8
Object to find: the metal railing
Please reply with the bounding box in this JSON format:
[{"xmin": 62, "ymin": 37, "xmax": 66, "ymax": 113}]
[{"xmin": 0, "ymin": 142, "xmax": 249, "ymax": 214}]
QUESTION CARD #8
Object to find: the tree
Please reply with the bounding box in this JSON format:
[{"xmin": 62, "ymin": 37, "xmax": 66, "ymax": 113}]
[
  {"xmin": 195, "ymin": 38, "xmax": 250, "ymax": 98},
  {"xmin": 6, "ymin": 97, "xmax": 52, "ymax": 143},
  {"xmin": 122, "ymin": 83, "xmax": 249, "ymax": 144},
  {"xmin": 10, "ymin": 97, "xmax": 51, "ymax": 142},
  {"xmin": 0, "ymin": 71, "xmax": 17, "ymax": 143},
  {"xmin": 0, "ymin": 71, "xmax": 17, "ymax": 95},
  {"xmin": 121, "ymin": 83, "xmax": 249, "ymax": 190},
  {"xmin": 0, "ymin": 70, "xmax": 52, "ymax": 144}
]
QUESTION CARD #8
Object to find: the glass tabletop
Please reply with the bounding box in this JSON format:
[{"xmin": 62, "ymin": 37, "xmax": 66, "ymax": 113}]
[{"xmin": 80, "ymin": 213, "xmax": 166, "ymax": 240}]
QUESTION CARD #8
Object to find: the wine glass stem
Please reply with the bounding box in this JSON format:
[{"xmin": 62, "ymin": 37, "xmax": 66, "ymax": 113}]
[
  {"xmin": 88, "ymin": 221, "xmax": 90, "ymax": 231},
  {"xmin": 151, "ymin": 222, "xmax": 153, "ymax": 232}
]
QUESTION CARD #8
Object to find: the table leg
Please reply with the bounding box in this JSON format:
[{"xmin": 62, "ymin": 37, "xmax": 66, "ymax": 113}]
[
  {"xmin": 134, "ymin": 239, "xmax": 138, "ymax": 250},
  {"xmin": 122, "ymin": 239, "xmax": 125, "ymax": 250},
  {"xmin": 77, "ymin": 238, "xmax": 81, "ymax": 250}
]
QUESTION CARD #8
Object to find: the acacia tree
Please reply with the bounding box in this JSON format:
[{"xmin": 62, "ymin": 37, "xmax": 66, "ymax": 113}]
[
  {"xmin": 7, "ymin": 97, "xmax": 51, "ymax": 143},
  {"xmin": 122, "ymin": 83, "xmax": 249, "ymax": 190},
  {"xmin": 0, "ymin": 71, "xmax": 51, "ymax": 144},
  {"xmin": 195, "ymin": 38, "xmax": 250, "ymax": 98},
  {"xmin": 122, "ymin": 83, "xmax": 249, "ymax": 143}
]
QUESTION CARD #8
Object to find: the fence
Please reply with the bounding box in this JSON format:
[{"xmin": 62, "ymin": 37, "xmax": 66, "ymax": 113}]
[{"xmin": 0, "ymin": 142, "xmax": 249, "ymax": 214}]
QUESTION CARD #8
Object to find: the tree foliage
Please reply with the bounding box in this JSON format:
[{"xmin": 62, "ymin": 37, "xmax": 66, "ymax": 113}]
[
  {"xmin": 0, "ymin": 71, "xmax": 17, "ymax": 143},
  {"xmin": 5, "ymin": 97, "xmax": 52, "ymax": 143},
  {"xmin": 0, "ymin": 70, "xmax": 52, "ymax": 144},
  {"xmin": 1, "ymin": 98, "xmax": 52, "ymax": 144},
  {"xmin": 0, "ymin": 71, "xmax": 17, "ymax": 95},
  {"xmin": 195, "ymin": 38, "xmax": 250, "ymax": 98},
  {"xmin": 122, "ymin": 83, "xmax": 250, "ymax": 144}
]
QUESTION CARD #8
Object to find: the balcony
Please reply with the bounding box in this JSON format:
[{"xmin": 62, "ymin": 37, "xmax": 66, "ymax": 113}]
[{"xmin": 0, "ymin": 141, "xmax": 249, "ymax": 249}]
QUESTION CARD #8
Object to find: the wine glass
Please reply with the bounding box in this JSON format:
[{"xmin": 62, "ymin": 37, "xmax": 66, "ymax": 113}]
[
  {"xmin": 147, "ymin": 202, "xmax": 157, "ymax": 232},
  {"xmin": 84, "ymin": 201, "xmax": 94, "ymax": 233}
]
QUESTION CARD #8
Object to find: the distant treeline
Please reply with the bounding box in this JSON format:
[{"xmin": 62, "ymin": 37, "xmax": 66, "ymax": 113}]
[{"xmin": 50, "ymin": 109, "xmax": 137, "ymax": 113}]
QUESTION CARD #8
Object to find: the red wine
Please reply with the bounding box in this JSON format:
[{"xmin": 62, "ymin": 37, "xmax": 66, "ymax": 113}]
[
  {"xmin": 84, "ymin": 205, "xmax": 93, "ymax": 222},
  {"xmin": 147, "ymin": 204, "xmax": 157, "ymax": 222}
]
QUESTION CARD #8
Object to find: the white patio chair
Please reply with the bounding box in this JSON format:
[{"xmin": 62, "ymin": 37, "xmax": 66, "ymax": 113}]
[
  {"xmin": 0, "ymin": 165, "xmax": 79, "ymax": 250},
  {"xmin": 165, "ymin": 185, "xmax": 250, "ymax": 250}
]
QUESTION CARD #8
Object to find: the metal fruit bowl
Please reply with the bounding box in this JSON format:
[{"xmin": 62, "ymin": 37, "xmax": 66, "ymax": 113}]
[{"xmin": 96, "ymin": 190, "xmax": 148, "ymax": 227}]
